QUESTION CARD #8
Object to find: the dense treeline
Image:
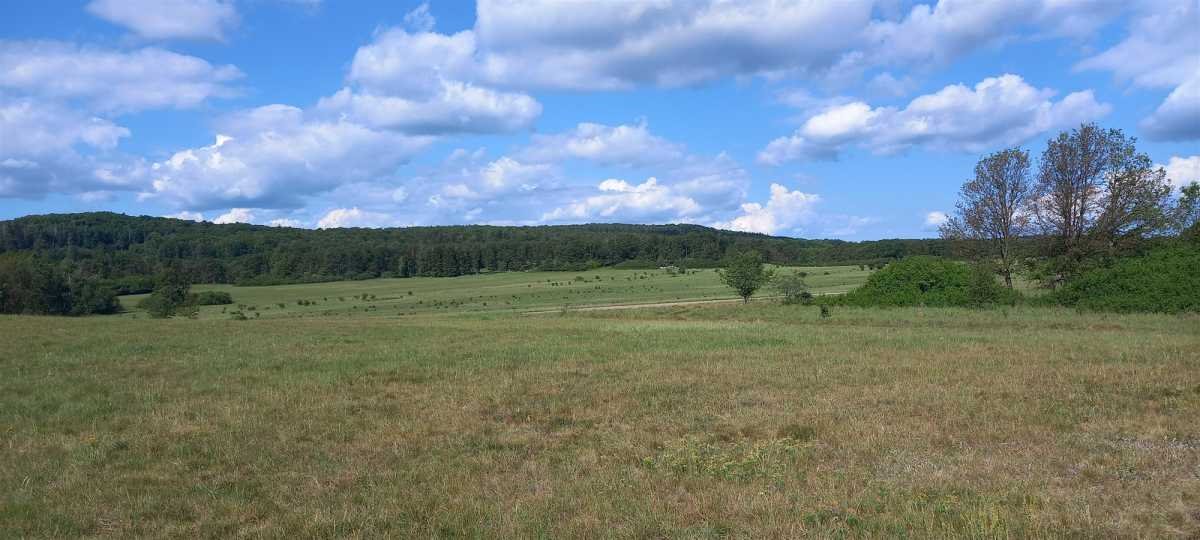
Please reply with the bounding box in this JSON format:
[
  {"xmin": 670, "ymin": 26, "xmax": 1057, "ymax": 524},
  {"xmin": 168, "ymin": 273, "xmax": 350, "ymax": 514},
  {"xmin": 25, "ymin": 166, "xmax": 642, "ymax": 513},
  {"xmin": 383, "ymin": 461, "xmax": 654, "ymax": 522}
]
[
  {"xmin": 0, "ymin": 212, "xmax": 956, "ymax": 289},
  {"xmin": 0, "ymin": 254, "xmax": 120, "ymax": 315}
]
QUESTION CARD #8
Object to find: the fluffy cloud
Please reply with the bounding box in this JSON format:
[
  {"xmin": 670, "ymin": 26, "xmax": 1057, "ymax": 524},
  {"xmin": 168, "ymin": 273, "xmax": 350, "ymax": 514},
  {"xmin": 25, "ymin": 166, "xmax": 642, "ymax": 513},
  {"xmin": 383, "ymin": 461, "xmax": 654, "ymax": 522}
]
[
  {"xmin": 1076, "ymin": 0, "xmax": 1199, "ymax": 141},
  {"xmin": 0, "ymin": 98, "xmax": 133, "ymax": 197},
  {"xmin": 168, "ymin": 211, "xmax": 205, "ymax": 221},
  {"xmin": 268, "ymin": 218, "xmax": 304, "ymax": 228},
  {"xmin": 348, "ymin": 27, "xmax": 479, "ymax": 96},
  {"xmin": 1160, "ymin": 155, "xmax": 1200, "ymax": 188},
  {"xmin": 317, "ymin": 207, "xmax": 396, "ymax": 229},
  {"xmin": 139, "ymin": 105, "xmax": 434, "ymax": 210},
  {"xmin": 213, "ymin": 207, "xmax": 255, "ymax": 224},
  {"xmin": 332, "ymin": 11, "xmax": 540, "ymax": 134},
  {"xmin": 315, "ymin": 83, "xmax": 539, "ymax": 135},
  {"xmin": 347, "ymin": 0, "xmax": 1120, "ymax": 92},
  {"xmin": 541, "ymin": 178, "xmax": 702, "ymax": 223},
  {"xmin": 1141, "ymin": 75, "xmax": 1200, "ymax": 141},
  {"xmin": 521, "ymin": 122, "xmax": 684, "ymax": 167},
  {"xmin": 862, "ymin": 0, "xmax": 1122, "ymax": 68},
  {"xmin": 0, "ymin": 41, "xmax": 241, "ymax": 112},
  {"xmin": 436, "ymin": 156, "xmax": 553, "ymax": 203},
  {"xmin": 759, "ymin": 74, "xmax": 1109, "ymax": 164},
  {"xmin": 474, "ymin": 0, "xmax": 875, "ymax": 89},
  {"xmin": 1076, "ymin": 1, "xmax": 1197, "ymax": 90},
  {"xmin": 924, "ymin": 211, "xmax": 949, "ymax": 229},
  {"xmin": 712, "ymin": 183, "xmax": 820, "ymax": 235},
  {"xmin": 86, "ymin": 0, "xmax": 238, "ymax": 41}
]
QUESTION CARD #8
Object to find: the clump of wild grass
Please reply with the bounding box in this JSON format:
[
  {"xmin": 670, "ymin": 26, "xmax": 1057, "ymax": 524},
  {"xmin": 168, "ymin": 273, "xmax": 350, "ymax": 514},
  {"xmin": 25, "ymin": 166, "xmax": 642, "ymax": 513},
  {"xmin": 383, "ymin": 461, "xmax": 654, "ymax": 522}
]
[{"xmin": 643, "ymin": 436, "xmax": 806, "ymax": 481}]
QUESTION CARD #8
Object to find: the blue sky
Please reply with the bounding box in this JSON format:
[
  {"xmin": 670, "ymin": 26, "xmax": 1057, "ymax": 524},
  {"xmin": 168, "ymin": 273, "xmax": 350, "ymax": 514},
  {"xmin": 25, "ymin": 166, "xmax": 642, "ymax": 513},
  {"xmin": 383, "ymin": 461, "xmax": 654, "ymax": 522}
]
[{"xmin": 1, "ymin": 0, "xmax": 1197, "ymax": 239}]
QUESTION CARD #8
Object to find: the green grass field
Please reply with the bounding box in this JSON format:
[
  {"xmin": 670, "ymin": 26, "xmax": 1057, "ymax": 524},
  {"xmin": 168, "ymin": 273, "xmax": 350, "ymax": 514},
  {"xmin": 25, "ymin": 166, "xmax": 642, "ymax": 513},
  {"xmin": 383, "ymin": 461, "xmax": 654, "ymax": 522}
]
[
  {"xmin": 3, "ymin": 269, "xmax": 1199, "ymax": 537},
  {"xmin": 117, "ymin": 265, "xmax": 871, "ymax": 319}
]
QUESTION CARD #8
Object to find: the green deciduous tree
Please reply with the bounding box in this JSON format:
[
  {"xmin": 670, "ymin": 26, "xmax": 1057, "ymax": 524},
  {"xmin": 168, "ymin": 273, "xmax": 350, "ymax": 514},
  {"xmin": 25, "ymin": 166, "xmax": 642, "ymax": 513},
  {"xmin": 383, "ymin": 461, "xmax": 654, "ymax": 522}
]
[
  {"xmin": 140, "ymin": 271, "xmax": 191, "ymax": 318},
  {"xmin": 719, "ymin": 252, "xmax": 774, "ymax": 303}
]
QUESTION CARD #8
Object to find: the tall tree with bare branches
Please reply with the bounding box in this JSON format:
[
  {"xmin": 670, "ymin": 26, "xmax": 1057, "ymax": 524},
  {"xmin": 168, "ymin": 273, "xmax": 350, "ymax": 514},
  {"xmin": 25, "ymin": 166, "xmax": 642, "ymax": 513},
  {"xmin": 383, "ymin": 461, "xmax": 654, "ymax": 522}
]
[{"xmin": 940, "ymin": 148, "xmax": 1033, "ymax": 289}]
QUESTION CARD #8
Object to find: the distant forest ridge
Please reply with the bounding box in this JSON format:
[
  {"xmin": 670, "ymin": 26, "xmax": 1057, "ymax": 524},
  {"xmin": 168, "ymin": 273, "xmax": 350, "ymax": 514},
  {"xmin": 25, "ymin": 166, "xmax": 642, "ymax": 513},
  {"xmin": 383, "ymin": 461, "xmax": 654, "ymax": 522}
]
[{"xmin": 0, "ymin": 212, "xmax": 956, "ymax": 289}]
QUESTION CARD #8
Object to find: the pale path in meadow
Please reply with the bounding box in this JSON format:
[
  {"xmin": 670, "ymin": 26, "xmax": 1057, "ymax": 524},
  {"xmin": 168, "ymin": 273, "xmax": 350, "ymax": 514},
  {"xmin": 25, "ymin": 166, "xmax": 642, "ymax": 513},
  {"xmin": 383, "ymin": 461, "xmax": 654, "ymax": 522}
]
[{"xmin": 521, "ymin": 292, "xmax": 843, "ymax": 314}]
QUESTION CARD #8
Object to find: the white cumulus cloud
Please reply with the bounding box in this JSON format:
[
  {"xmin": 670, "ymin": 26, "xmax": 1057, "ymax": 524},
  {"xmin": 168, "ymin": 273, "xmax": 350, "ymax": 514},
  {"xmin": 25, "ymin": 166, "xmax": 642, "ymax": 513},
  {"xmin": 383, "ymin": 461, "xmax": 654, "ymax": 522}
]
[
  {"xmin": 0, "ymin": 40, "xmax": 241, "ymax": 113},
  {"xmin": 0, "ymin": 98, "xmax": 134, "ymax": 197},
  {"xmin": 139, "ymin": 104, "xmax": 434, "ymax": 210},
  {"xmin": 542, "ymin": 177, "xmax": 702, "ymax": 223},
  {"xmin": 1076, "ymin": 0, "xmax": 1199, "ymax": 141},
  {"xmin": 1159, "ymin": 155, "xmax": 1200, "ymax": 188},
  {"xmin": 315, "ymin": 83, "xmax": 540, "ymax": 135},
  {"xmin": 317, "ymin": 207, "xmax": 396, "ymax": 229},
  {"xmin": 213, "ymin": 207, "xmax": 255, "ymax": 224},
  {"xmin": 86, "ymin": 0, "xmax": 238, "ymax": 41},
  {"xmin": 521, "ymin": 121, "xmax": 684, "ymax": 167},
  {"xmin": 759, "ymin": 74, "xmax": 1109, "ymax": 164},
  {"xmin": 712, "ymin": 183, "xmax": 820, "ymax": 235}
]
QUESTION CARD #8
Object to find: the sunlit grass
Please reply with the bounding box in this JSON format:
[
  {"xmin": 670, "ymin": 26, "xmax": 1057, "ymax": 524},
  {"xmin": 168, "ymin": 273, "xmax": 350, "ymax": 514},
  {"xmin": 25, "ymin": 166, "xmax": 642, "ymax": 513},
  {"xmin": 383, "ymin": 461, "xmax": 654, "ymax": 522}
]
[
  {"xmin": 3, "ymin": 274, "xmax": 1197, "ymax": 537},
  {"xmin": 116, "ymin": 265, "xmax": 871, "ymax": 319}
]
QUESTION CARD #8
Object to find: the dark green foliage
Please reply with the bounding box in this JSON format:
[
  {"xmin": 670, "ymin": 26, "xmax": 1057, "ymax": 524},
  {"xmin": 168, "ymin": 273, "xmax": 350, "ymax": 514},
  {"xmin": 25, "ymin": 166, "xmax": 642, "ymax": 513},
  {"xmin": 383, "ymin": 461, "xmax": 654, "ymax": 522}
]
[
  {"xmin": 840, "ymin": 257, "xmax": 1019, "ymax": 307},
  {"xmin": 138, "ymin": 272, "xmax": 191, "ymax": 318},
  {"xmin": 718, "ymin": 252, "xmax": 774, "ymax": 303},
  {"xmin": 819, "ymin": 305, "xmax": 831, "ymax": 319},
  {"xmin": 0, "ymin": 212, "xmax": 956, "ymax": 286},
  {"xmin": 0, "ymin": 254, "xmax": 119, "ymax": 315},
  {"xmin": 66, "ymin": 278, "xmax": 122, "ymax": 316},
  {"xmin": 1047, "ymin": 245, "xmax": 1200, "ymax": 313},
  {"xmin": 190, "ymin": 291, "xmax": 234, "ymax": 306}
]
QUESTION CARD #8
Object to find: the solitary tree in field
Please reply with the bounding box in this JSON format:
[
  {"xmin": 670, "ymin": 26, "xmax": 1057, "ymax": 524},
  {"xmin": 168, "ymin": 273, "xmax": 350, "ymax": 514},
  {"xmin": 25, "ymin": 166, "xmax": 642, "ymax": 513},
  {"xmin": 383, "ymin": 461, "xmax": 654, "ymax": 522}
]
[
  {"xmin": 719, "ymin": 252, "xmax": 773, "ymax": 303},
  {"xmin": 140, "ymin": 271, "xmax": 191, "ymax": 318},
  {"xmin": 940, "ymin": 148, "xmax": 1034, "ymax": 289},
  {"xmin": 773, "ymin": 270, "xmax": 810, "ymax": 304},
  {"xmin": 1031, "ymin": 123, "xmax": 1172, "ymax": 281}
]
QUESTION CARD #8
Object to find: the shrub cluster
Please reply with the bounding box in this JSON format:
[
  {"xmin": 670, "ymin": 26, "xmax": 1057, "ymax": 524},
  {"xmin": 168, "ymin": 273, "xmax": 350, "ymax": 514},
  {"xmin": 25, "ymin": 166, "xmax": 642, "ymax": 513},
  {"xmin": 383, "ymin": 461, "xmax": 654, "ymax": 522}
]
[
  {"xmin": 1046, "ymin": 245, "xmax": 1200, "ymax": 313},
  {"xmin": 839, "ymin": 256, "xmax": 1019, "ymax": 307}
]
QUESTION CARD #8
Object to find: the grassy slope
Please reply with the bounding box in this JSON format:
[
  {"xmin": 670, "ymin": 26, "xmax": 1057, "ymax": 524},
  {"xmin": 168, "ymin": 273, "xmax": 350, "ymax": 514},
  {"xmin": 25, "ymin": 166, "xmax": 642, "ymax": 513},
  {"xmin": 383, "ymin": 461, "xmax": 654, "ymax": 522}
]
[
  {"xmin": 2, "ymin": 298, "xmax": 1198, "ymax": 537},
  {"xmin": 117, "ymin": 265, "xmax": 871, "ymax": 319}
]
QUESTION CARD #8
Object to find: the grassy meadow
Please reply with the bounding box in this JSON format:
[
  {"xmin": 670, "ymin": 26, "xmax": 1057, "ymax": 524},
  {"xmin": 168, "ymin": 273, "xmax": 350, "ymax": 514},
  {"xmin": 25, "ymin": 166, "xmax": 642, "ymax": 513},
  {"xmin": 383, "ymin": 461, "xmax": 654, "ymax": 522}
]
[
  {"xmin": 2, "ymin": 268, "xmax": 1199, "ymax": 537},
  {"xmin": 117, "ymin": 265, "xmax": 871, "ymax": 319}
]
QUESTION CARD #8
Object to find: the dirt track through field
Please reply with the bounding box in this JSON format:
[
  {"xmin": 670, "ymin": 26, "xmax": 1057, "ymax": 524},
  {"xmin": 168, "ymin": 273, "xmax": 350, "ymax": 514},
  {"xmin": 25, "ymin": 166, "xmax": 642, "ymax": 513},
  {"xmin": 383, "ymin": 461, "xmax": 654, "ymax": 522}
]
[{"xmin": 521, "ymin": 292, "xmax": 842, "ymax": 314}]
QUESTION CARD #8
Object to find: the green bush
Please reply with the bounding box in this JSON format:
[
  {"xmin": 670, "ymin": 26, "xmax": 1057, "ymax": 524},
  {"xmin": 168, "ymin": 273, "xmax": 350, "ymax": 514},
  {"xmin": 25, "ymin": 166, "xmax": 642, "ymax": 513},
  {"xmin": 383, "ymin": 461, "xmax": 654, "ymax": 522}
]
[
  {"xmin": 190, "ymin": 291, "xmax": 234, "ymax": 306},
  {"xmin": 839, "ymin": 256, "xmax": 1019, "ymax": 307},
  {"xmin": 1046, "ymin": 245, "xmax": 1200, "ymax": 313}
]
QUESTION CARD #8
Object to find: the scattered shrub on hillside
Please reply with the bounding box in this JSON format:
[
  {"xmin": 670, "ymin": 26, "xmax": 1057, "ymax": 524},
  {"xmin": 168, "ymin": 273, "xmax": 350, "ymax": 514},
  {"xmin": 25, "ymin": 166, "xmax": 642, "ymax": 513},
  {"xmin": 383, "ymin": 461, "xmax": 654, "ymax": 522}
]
[
  {"xmin": 1046, "ymin": 245, "xmax": 1200, "ymax": 313},
  {"xmin": 773, "ymin": 271, "xmax": 810, "ymax": 305},
  {"xmin": 819, "ymin": 305, "xmax": 831, "ymax": 319},
  {"xmin": 839, "ymin": 256, "xmax": 1019, "ymax": 307}
]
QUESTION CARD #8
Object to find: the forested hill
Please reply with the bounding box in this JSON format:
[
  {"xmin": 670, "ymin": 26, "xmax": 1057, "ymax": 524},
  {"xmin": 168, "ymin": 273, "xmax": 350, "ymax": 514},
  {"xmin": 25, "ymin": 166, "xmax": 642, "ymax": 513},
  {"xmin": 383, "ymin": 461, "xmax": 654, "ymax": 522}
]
[{"xmin": 0, "ymin": 212, "xmax": 951, "ymax": 288}]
